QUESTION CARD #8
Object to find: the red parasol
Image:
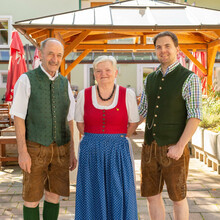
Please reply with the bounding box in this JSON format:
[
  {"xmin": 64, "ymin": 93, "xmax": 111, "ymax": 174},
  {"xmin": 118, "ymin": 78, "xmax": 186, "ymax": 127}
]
[
  {"xmin": 177, "ymin": 51, "xmax": 186, "ymax": 67},
  {"xmin": 5, "ymin": 31, "xmax": 27, "ymax": 102},
  {"xmin": 32, "ymin": 48, "xmax": 41, "ymax": 69}
]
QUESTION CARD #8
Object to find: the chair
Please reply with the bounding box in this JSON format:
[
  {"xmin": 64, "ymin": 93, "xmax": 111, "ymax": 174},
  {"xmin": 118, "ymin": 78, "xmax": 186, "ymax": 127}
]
[
  {"xmin": 0, "ymin": 103, "xmax": 13, "ymax": 130},
  {"xmin": 0, "ymin": 136, "xmax": 17, "ymax": 169}
]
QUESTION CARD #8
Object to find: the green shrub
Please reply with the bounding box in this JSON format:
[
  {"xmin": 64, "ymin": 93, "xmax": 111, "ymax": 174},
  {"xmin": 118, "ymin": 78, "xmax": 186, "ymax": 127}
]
[{"xmin": 199, "ymin": 88, "xmax": 220, "ymax": 133}]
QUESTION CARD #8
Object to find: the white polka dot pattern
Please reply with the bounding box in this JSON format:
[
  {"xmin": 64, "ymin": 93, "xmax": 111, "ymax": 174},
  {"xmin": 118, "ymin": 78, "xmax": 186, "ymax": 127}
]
[{"xmin": 75, "ymin": 133, "xmax": 138, "ymax": 220}]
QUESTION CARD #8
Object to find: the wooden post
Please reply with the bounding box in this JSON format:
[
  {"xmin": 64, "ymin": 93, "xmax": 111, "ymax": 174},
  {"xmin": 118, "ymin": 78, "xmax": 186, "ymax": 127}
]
[{"xmin": 207, "ymin": 46, "xmax": 218, "ymax": 88}]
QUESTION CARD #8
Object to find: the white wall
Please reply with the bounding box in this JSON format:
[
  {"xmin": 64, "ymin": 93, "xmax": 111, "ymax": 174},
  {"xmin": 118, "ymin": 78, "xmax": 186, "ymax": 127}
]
[
  {"xmin": 0, "ymin": 0, "xmax": 79, "ymax": 22},
  {"xmin": 0, "ymin": 0, "xmax": 79, "ymax": 45},
  {"xmin": 70, "ymin": 64, "xmax": 84, "ymax": 91}
]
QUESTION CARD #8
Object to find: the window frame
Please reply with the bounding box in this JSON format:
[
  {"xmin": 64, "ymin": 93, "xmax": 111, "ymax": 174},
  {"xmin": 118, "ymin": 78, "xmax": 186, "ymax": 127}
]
[
  {"xmin": 0, "ymin": 70, "xmax": 8, "ymax": 88},
  {"xmin": 0, "ymin": 16, "xmax": 12, "ymax": 49}
]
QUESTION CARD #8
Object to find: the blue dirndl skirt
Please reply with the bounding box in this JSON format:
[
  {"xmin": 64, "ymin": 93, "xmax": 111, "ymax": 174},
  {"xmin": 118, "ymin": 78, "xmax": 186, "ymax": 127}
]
[{"xmin": 75, "ymin": 133, "xmax": 138, "ymax": 220}]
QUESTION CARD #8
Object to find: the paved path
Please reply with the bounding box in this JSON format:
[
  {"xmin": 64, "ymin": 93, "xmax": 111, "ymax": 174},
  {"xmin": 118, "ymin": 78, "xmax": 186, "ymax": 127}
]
[{"xmin": 0, "ymin": 124, "xmax": 220, "ymax": 219}]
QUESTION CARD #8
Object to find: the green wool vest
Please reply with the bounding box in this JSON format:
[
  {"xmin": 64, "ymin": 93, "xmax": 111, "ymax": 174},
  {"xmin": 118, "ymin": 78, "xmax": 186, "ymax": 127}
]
[
  {"xmin": 25, "ymin": 67, "xmax": 70, "ymax": 146},
  {"xmin": 145, "ymin": 64, "xmax": 192, "ymax": 146}
]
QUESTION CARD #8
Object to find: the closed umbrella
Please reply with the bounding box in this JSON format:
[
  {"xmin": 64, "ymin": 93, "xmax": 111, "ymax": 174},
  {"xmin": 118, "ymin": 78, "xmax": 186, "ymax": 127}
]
[
  {"xmin": 177, "ymin": 51, "xmax": 186, "ymax": 67},
  {"xmin": 5, "ymin": 31, "xmax": 27, "ymax": 102},
  {"xmin": 32, "ymin": 48, "xmax": 41, "ymax": 69}
]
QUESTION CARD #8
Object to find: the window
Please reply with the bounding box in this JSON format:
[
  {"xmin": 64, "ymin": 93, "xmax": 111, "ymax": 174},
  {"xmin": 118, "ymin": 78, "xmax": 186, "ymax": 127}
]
[
  {"xmin": 0, "ymin": 16, "xmax": 12, "ymax": 48},
  {"xmin": 0, "ymin": 70, "xmax": 8, "ymax": 88}
]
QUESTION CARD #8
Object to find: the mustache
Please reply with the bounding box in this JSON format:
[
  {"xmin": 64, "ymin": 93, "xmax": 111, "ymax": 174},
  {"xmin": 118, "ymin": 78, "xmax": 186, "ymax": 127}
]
[{"xmin": 48, "ymin": 61, "xmax": 59, "ymax": 66}]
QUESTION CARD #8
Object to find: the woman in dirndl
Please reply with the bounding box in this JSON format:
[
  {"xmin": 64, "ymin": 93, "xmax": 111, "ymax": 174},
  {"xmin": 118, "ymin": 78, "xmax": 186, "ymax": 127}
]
[{"xmin": 74, "ymin": 55, "xmax": 139, "ymax": 219}]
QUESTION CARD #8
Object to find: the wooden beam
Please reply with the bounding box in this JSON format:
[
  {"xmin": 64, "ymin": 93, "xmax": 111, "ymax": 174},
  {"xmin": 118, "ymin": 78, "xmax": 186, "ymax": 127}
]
[
  {"xmin": 208, "ymin": 39, "xmax": 220, "ymax": 49},
  {"xmin": 179, "ymin": 44, "xmax": 207, "ymax": 50},
  {"xmin": 26, "ymin": 28, "xmax": 46, "ymax": 35},
  {"xmin": 63, "ymin": 30, "xmax": 91, "ymax": 59},
  {"xmin": 180, "ymin": 47, "xmax": 207, "ymax": 75},
  {"xmin": 49, "ymin": 29, "xmax": 55, "ymax": 38},
  {"xmin": 60, "ymin": 60, "xmax": 65, "ymax": 76},
  {"xmin": 197, "ymin": 31, "xmax": 219, "ymax": 40},
  {"xmin": 214, "ymin": 30, "xmax": 220, "ymax": 37},
  {"xmin": 31, "ymin": 29, "xmax": 49, "ymax": 39},
  {"xmin": 62, "ymin": 31, "xmax": 207, "ymax": 45},
  {"xmin": 177, "ymin": 34, "xmax": 207, "ymax": 44},
  {"xmin": 140, "ymin": 35, "xmax": 146, "ymax": 45},
  {"xmin": 67, "ymin": 62, "xmax": 71, "ymax": 82},
  {"xmin": 84, "ymin": 33, "xmax": 136, "ymax": 42},
  {"xmin": 76, "ymin": 43, "xmax": 207, "ymax": 50},
  {"xmin": 207, "ymin": 46, "xmax": 218, "ymax": 87},
  {"xmin": 55, "ymin": 32, "xmax": 65, "ymax": 46},
  {"xmin": 76, "ymin": 44, "xmax": 155, "ymax": 50},
  {"xmin": 16, "ymin": 28, "xmax": 40, "ymax": 48},
  {"xmin": 64, "ymin": 49, "xmax": 91, "ymax": 76},
  {"xmin": 35, "ymin": 35, "xmax": 48, "ymax": 44},
  {"xmin": 59, "ymin": 31, "xmax": 82, "ymax": 40}
]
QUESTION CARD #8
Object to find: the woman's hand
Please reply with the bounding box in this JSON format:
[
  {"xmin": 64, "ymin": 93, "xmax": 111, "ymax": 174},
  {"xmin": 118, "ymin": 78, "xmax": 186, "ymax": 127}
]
[{"xmin": 126, "ymin": 122, "xmax": 138, "ymax": 137}]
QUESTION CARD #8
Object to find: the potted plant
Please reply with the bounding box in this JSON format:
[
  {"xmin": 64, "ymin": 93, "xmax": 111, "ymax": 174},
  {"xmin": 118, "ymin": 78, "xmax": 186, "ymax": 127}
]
[{"xmin": 198, "ymin": 88, "xmax": 220, "ymax": 173}]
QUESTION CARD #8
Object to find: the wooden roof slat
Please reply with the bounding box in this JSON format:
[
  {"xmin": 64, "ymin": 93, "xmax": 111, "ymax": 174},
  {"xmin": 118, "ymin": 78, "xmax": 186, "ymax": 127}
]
[
  {"xmin": 59, "ymin": 31, "xmax": 82, "ymax": 40},
  {"xmin": 177, "ymin": 33, "xmax": 208, "ymax": 44},
  {"xmin": 30, "ymin": 29, "xmax": 50, "ymax": 39},
  {"xmin": 84, "ymin": 33, "xmax": 137, "ymax": 42},
  {"xmin": 26, "ymin": 28, "xmax": 47, "ymax": 35},
  {"xmin": 197, "ymin": 31, "xmax": 219, "ymax": 40}
]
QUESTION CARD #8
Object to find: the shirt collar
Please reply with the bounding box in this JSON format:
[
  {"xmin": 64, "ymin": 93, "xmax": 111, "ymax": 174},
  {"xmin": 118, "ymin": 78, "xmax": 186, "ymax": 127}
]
[
  {"xmin": 40, "ymin": 64, "xmax": 59, "ymax": 81},
  {"xmin": 156, "ymin": 60, "xmax": 180, "ymax": 77}
]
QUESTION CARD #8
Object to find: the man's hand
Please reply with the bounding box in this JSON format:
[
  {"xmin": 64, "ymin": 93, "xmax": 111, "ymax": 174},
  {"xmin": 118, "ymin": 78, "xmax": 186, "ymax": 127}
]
[
  {"xmin": 167, "ymin": 118, "xmax": 200, "ymax": 161},
  {"xmin": 14, "ymin": 116, "xmax": 31, "ymax": 173},
  {"xmin": 18, "ymin": 151, "xmax": 31, "ymax": 173},
  {"xmin": 167, "ymin": 144, "xmax": 184, "ymax": 160}
]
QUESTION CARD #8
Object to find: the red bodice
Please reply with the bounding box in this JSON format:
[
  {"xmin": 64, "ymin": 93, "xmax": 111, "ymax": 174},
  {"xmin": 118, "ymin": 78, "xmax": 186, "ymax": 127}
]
[{"xmin": 84, "ymin": 86, "xmax": 128, "ymax": 134}]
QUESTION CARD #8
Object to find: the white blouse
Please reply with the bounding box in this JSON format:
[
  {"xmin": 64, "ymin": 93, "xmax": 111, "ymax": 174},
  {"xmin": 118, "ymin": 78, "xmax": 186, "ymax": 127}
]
[{"xmin": 74, "ymin": 85, "xmax": 140, "ymax": 123}]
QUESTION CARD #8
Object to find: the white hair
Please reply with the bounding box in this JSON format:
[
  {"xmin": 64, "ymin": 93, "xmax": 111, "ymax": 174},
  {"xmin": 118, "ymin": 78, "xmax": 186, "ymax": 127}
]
[{"xmin": 93, "ymin": 55, "xmax": 117, "ymax": 70}]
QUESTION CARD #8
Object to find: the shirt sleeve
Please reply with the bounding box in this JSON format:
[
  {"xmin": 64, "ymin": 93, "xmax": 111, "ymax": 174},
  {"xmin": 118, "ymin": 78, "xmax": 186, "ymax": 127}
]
[
  {"xmin": 74, "ymin": 90, "xmax": 85, "ymax": 122},
  {"xmin": 182, "ymin": 73, "xmax": 203, "ymax": 120},
  {"xmin": 126, "ymin": 88, "xmax": 140, "ymax": 123},
  {"xmin": 138, "ymin": 77, "xmax": 148, "ymax": 118},
  {"xmin": 9, "ymin": 74, "xmax": 30, "ymax": 119},
  {"xmin": 67, "ymin": 82, "xmax": 75, "ymax": 121}
]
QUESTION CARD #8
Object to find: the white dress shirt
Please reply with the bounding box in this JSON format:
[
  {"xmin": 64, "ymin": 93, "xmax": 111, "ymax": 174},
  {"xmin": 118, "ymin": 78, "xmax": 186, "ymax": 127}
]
[{"xmin": 10, "ymin": 65, "xmax": 75, "ymax": 121}]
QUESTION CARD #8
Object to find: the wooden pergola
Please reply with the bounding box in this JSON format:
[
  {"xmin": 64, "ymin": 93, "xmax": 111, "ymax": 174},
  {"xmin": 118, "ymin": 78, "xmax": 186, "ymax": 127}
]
[{"xmin": 13, "ymin": 0, "xmax": 220, "ymax": 86}]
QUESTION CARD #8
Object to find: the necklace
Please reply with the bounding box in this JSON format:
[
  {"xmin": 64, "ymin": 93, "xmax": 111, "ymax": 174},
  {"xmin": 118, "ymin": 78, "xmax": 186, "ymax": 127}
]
[{"xmin": 97, "ymin": 84, "xmax": 116, "ymax": 101}]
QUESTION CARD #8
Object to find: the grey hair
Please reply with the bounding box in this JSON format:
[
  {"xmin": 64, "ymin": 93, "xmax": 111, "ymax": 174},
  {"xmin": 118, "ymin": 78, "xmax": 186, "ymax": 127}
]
[
  {"xmin": 40, "ymin": 38, "xmax": 64, "ymax": 51},
  {"xmin": 93, "ymin": 55, "xmax": 117, "ymax": 70}
]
